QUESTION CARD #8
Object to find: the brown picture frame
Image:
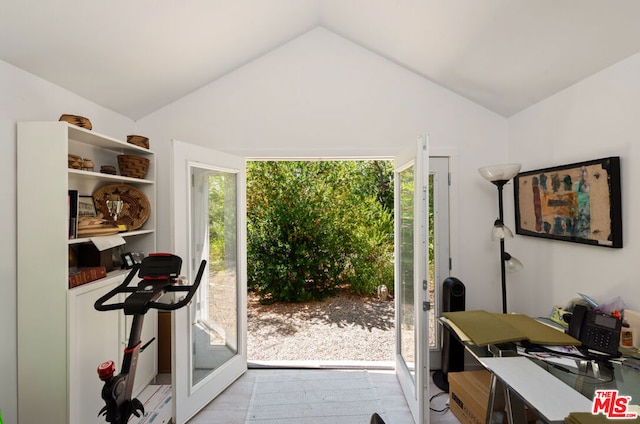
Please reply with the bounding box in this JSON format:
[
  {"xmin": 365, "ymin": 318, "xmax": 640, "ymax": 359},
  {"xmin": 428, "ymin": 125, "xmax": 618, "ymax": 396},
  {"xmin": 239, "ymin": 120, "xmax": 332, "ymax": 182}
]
[
  {"xmin": 78, "ymin": 195, "xmax": 97, "ymax": 217},
  {"xmin": 513, "ymin": 157, "xmax": 622, "ymax": 248}
]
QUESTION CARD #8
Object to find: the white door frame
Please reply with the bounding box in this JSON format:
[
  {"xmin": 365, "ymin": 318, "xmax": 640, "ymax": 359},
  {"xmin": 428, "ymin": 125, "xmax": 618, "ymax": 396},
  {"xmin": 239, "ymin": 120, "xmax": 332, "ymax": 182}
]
[
  {"xmin": 171, "ymin": 139, "xmax": 247, "ymax": 423},
  {"xmin": 394, "ymin": 135, "xmax": 430, "ymax": 424}
]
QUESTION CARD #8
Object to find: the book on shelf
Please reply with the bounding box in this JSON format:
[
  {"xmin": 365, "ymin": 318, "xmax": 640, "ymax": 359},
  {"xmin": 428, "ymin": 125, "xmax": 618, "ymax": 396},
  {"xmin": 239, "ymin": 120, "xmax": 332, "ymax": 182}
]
[
  {"xmin": 68, "ymin": 266, "xmax": 107, "ymax": 288},
  {"xmin": 68, "ymin": 190, "xmax": 78, "ymax": 239}
]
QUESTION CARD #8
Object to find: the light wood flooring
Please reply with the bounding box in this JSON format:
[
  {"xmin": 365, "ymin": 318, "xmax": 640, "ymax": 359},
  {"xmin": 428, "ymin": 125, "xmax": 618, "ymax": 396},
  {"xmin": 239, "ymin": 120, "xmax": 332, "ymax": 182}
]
[{"xmin": 182, "ymin": 367, "xmax": 460, "ymax": 424}]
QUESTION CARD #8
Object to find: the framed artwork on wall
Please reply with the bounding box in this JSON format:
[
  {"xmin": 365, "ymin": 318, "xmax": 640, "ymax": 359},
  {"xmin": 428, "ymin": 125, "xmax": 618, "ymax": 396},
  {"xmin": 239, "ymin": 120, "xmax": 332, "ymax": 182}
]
[{"xmin": 514, "ymin": 156, "xmax": 622, "ymax": 248}]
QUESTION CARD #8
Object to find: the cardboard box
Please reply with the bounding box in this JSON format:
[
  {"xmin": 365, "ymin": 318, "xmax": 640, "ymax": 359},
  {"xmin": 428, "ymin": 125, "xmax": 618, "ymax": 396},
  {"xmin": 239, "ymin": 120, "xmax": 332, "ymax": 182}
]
[
  {"xmin": 449, "ymin": 370, "xmax": 538, "ymax": 424},
  {"xmin": 449, "ymin": 370, "xmax": 492, "ymax": 424},
  {"xmin": 77, "ymin": 243, "xmax": 114, "ymax": 272}
]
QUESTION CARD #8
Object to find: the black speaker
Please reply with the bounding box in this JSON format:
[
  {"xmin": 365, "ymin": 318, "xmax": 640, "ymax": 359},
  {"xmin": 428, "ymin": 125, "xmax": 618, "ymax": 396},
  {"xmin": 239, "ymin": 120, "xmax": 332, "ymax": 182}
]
[
  {"xmin": 432, "ymin": 277, "xmax": 465, "ymax": 392},
  {"xmin": 442, "ymin": 277, "xmax": 465, "ymax": 313}
]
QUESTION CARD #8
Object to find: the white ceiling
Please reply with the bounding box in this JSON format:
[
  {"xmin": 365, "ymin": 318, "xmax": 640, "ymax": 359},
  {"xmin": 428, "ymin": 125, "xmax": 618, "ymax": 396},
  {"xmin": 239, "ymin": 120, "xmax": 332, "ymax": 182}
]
[{"xmin": 3, "ymin": 0, "xmax": 640, "ymax": 120}]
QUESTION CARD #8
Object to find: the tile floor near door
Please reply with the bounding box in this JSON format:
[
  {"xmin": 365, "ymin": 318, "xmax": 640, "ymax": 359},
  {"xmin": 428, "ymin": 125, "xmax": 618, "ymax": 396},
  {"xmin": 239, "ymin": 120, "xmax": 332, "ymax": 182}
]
[{"xmin": 187, "ymin": 368, "xmax": 460, "ymax": 424}]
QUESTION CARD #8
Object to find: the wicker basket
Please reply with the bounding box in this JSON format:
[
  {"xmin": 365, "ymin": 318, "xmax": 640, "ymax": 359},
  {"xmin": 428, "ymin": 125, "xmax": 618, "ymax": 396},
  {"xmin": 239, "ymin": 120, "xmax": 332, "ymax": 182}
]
[
  {"xmin": 92, "ymin": 184, "xmax": 150, "ymax": 230},
  {"xmin": 117, "ymin": 155, "xmax": 149, "ymax": 179},
  {"xmin": 100, "ymin": 165, "xmax": 117, "ymax": 175},
  {"xmin": 126, "ymin": 135, "xmax": 150, "ymax": 149},
  {"xmin": 59, "ymin": 114, "xmax": 92, "ymax": 130},
  {"xmin": 68, "ymin": 154, "xmax": 83, "ymax": 169}
]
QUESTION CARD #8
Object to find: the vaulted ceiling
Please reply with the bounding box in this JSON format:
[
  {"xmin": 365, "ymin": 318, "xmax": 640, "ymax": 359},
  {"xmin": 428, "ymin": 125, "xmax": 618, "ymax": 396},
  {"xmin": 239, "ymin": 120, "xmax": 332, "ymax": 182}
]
[{"xmin": 3, "ymin": 0, "xmax": 640, "ymax": 120}]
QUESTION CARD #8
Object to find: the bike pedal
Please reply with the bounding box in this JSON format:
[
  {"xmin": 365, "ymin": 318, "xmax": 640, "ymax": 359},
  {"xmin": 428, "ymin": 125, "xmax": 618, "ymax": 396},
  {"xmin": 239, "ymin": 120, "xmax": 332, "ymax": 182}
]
[{"xmin": 132, "ymin": 398, "xmax": 145, "ymax": 417}]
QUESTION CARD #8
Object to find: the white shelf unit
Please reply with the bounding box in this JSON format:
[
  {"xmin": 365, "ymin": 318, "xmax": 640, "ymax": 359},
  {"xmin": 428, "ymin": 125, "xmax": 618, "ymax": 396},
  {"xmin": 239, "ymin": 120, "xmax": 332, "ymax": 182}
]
[{"xmin": 17, "ymin": 121, "xmax": 158, "ymax": 424}]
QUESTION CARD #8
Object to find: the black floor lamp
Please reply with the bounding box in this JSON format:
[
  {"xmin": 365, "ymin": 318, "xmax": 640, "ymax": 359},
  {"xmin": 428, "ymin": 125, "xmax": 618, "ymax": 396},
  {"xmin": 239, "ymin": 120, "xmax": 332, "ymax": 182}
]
[{"xmin": 478, "ymin": 164, "xmax": 524, "ymax": 314}]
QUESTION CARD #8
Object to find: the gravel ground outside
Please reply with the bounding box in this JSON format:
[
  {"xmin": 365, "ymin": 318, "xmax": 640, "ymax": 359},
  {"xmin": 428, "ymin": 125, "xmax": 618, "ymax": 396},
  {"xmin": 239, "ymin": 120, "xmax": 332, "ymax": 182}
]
[{"xmin": 247, "ymin": 291, "xmax": 396, "ymax": 362}]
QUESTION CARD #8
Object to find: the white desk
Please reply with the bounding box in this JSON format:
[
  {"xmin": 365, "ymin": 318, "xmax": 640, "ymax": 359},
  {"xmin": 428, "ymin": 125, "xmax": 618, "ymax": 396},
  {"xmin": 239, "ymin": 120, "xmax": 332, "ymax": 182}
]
[{"xmin": 479, "ymin": 357, "xmax": 593, "ymax": 423}]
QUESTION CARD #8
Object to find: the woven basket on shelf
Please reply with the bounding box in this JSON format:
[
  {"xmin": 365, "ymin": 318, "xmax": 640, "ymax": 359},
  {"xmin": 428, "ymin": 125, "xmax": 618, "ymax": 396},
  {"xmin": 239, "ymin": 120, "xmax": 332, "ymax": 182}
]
[
  {"xmin": 68, "ymin": 154, "xmax": 83, "ymax": 169},
  {"xmin": 59, "ymin": 114, "xmax": 92, "ymax": 130},
  {"xmin": 126, "ymin": 135, "xmax": 150, "ymax": 149},
  {"xmin": 117, "ymin": 155, "xmax": 149, "ymax": 179},
  {"xmin": 100, "ymin": 165, "xmax": 117, "ymax": 175},
  {"xmin": 92, "ymin": 184, "xmax": 150, "ymax": 231}
]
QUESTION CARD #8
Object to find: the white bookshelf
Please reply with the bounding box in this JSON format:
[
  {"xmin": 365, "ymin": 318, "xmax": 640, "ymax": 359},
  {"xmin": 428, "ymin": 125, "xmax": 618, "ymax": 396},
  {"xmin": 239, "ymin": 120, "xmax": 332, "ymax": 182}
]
[{"xmin": 17, "ymin": 121, "xmax": 158, "ymax": 423}]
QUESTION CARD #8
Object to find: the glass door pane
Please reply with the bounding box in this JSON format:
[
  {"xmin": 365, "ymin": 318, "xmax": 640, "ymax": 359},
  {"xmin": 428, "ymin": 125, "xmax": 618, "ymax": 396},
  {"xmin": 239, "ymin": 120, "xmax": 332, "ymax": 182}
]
[
  {"xmin": 190, "ymin": 167, "xmax": 238, "ymax": 385},
  {"xmin": 428, "ymin": 157, "xmax": 450, "ymax": 369},
  {"xmin": 398, "ymin": 165, "xmax": 416, "ymax": 381}
]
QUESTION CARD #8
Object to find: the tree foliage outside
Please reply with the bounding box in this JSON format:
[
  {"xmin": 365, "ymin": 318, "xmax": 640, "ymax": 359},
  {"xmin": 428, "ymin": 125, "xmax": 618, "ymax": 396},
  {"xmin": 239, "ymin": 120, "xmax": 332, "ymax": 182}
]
[
  {"xmin": 207, "ymin": 173, "xmax": 228, "ymax": 273},
  {"xmin": 246, "ymin": 160, "xmax": 394, "ymax": 303}
]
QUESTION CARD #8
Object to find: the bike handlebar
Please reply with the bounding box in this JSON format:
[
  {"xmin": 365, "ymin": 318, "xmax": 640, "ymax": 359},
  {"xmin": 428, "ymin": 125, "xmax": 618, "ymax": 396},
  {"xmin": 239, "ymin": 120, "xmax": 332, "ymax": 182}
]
[
  {"xmin": 94, "ymin": 256, "xmax": 206, "ymax": 315},
  {"xmin": 145, "ymin": 259, "xmax": 206, "ymax": 311}
]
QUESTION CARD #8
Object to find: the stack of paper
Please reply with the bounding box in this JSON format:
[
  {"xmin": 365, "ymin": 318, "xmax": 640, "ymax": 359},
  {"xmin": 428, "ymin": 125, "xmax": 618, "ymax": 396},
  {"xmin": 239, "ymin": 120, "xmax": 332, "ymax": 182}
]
[{"xmin": 442, "ymin": 310, "xmax": 582, "ymax": 346}]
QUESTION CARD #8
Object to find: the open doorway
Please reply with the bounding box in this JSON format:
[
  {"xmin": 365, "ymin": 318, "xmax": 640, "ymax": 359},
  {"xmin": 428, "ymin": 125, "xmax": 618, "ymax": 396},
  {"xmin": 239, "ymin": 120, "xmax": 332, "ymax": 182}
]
[
  {"xmin": 245, "ymin": 158, "xmax": 449, "ymax": 366},
  {"xmin": 246, "ymin": 160, "xmax": 395, "ymax": 364}
]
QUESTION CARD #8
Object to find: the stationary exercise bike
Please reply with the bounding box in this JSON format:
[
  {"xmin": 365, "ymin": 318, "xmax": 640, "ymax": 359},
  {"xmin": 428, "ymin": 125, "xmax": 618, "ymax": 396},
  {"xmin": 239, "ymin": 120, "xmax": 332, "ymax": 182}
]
[{"xmin": 94, "ymin": 253, "xmax": 205, "ymax": 424}]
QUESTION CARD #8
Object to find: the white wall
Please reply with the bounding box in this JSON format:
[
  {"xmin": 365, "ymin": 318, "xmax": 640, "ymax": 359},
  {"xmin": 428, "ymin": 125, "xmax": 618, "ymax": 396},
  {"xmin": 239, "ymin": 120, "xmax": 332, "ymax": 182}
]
[
  {"xmin": 0, "ymin": 59, "xmax": 136, "ymax": 423},
  {"xmin": 138, "ymin": 27, "xmax": 509, "ymax": 312},
  {"xmin": 508, "ymin": 52, "xmax": 640, "ymax": 317}
]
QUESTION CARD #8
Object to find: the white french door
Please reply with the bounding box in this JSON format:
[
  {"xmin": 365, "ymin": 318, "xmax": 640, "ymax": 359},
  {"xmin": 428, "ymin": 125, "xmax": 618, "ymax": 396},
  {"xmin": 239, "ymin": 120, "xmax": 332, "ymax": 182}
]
[
  {"xmin": 428, "ymin": 156, "xmax": 450, "ymax": 370},
  {"xmin": 171, "ymin": 140, "xmax": 247, "ymax": 423},
  {"xmin": 395, "ymin": 135, "xmax": 430, "ymax": 424}
]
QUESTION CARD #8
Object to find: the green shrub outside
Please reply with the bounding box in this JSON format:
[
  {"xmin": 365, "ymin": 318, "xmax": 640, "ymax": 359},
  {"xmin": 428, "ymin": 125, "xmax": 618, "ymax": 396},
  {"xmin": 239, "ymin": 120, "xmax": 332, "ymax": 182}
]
[{"xmin": 246, "ymin": 160, "xmax": 394, "ymax": 303}]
